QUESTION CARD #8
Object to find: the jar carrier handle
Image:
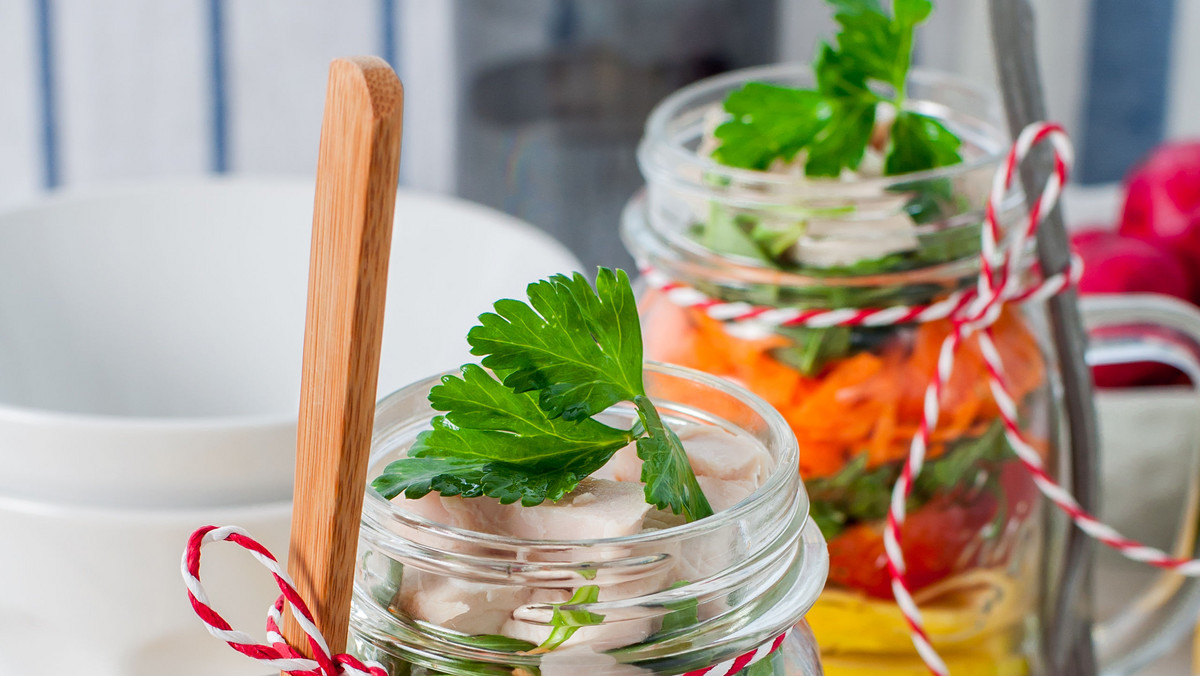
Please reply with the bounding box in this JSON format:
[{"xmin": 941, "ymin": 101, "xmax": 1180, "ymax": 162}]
[{"xmin": 1079, "ymin": 293, "xmax": 1200, "ymax": 675}]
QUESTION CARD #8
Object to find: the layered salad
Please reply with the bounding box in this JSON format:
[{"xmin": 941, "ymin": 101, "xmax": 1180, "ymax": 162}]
[{"xmin": 633, "ymin": 1, "xmax": 1050, "ymax": 673}]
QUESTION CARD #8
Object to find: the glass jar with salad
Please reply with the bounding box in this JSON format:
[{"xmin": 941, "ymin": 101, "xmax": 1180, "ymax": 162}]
[
  {"xmin": 349, "ymin": 271, "xmax": 829, "ymax": 675},
  {"xmin": 622, "ymin": 2, "xmax": 1200, "ymax": 673}
]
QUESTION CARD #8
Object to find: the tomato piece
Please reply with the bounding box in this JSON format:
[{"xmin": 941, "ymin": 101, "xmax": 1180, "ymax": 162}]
[{"xmin": 826, "ymin": 473, "xmax": 1019, "ymax": 599}]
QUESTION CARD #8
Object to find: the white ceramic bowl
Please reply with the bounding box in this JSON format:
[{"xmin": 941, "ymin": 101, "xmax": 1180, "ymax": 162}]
[
  {"xmin": 0, "ymin": 494, "xmax": 292, "ymax": 676},
  {"xmin": 0, "ymin": 178, "xmax": 581, "ymax": 509},
  {"xmin": 0, "ymin": 179, "xmax": 582, "ymax": 675}
]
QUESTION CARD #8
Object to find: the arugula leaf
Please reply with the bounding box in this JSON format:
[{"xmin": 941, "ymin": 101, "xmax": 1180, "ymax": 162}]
[
  {"xmin": 373, "ymin": 270, "xmax": 715, "ymax": 521},
  {"xmin": 469, "ymin": 269, "xmax": 643, "ymax": 422},
  {"xmin": 659, "ymin": 581, "xmax": 700, "ymax": 634},
  {"xmin": 769, "ymin": 325, "xmax": 853, "ymax": 377},
  {"xmin": 742, "ymin": 654, "xmax": 784, "ymax": 676},
  {"xmin": 805, "ymin": 419, "xmax": 1011, "ymax": 540},
  {"xmin": 536, "ymin": 585, "xmax": 604, "ymax": 652},
  {"xmin": 704, "ymin": 203, "xmax": 774, "ymax": 262},
  {"xmin": 398, "ymin": 626, "xmax": 540, "ymax": 676},
  {"xmin": 452, "ymin": 634, "xmax": 538, "ymax": 653}
]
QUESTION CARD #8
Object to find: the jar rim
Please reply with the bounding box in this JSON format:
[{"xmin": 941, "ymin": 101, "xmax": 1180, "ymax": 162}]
[
  {"xmin": 638, "ymin": 62, "xmax": 1009, "ymax": 196},
  {"xmin": 361, "ymin": 360, "xmax": 807, "ymax": 550},
  {"xmin": 625, "ymin": 62, "xmax": 1028, "ymax": 292}
]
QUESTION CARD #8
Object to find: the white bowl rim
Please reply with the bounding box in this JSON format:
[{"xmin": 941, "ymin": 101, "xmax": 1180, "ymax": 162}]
[
  {"xmin": 0, "ymin": 176, "xmax": 579, "ymax": 431},
  {"xmin": 0, "ymin": 488, "xmax": 295, "ymax": 520}
]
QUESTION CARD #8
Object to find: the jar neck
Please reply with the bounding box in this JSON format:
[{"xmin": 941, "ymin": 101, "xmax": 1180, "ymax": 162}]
[
  {"xmin": 352, "ymin": 364, "xmax": 828, "ymax": 673},
  {"xmin": 623, "ymin": 63, "xmax": 1026, "ymax": 309}
]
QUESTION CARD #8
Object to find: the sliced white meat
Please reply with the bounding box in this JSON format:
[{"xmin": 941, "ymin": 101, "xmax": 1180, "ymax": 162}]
[
  {"xmin": 393, "ymin": 492, "xmax": 459, "ymax": 527},
  {"xmin": 678, "ymin": 425, "xmax": 773, "ymax": 486},
  {"xmin": 642, "ymin": 507, "xmax": 687, "ymax": 532},
  {"xmin": 452, "ymin": 478, "xmax": 654, "ymax": 541},
  {"xmin": 538, "ymin": 644, "xmax": 653, "ymax": 676},
  {"xmin": 593, "ymin": 442, "xmax": 643, "ymax": 483},
  {"xmin": 396, "ymin": 571, "xmax": 530, "ymax": 636},
  {"xmin": 790, "ymin": 210, "xmax": 919, "ymax": 268},
  {"xmin": 696, "ymin": 475, "xmax": 758, "ymax": 513}
]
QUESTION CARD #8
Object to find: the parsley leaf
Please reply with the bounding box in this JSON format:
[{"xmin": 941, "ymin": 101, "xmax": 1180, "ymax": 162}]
[
  {"xmin": 712, "ymin": 84, "xmax": 831, "ymax": 170},
  {"xmin": 374, "ymin": 364, "xmax": 634, "ymax": 506},
  {"xmin": 804, "ymin": 97, "xmax": 877, "ymax": 177},
  {"xmin": 885, "ymin": 111, "xmax": 963, "ymax": 174},
  {"xmin": 372, "ymin": 269, "xmax": 715, "ymax": 521},
  {"xmin": 536, "ymin": 585, "xmax": 604, "ymax": 652},
  {"xmin": 469, "ymin": 269, "xmax": 643, "ymax": 422},
  {"xmin": 822, "ymin": 0, "xmax": 904, "ymax": 93},
  {"xmin": 635, "ymin": 399, "xmax": 714, "ymax": 524},
  {"xmin": 711, "ymin": 0, "xmax": 958, "ymax": 178}
]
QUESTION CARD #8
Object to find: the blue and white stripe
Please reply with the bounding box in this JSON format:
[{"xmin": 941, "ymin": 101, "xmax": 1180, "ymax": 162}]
[{"xmin": 0, "ymin": 0, "xmax": 1189, "ymax": 210}]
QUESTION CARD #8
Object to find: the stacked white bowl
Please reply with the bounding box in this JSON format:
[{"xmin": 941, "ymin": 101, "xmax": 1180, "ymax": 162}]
[{"xmin": 0, "ymin": 179, "xmax": 581, "ymax": 676}]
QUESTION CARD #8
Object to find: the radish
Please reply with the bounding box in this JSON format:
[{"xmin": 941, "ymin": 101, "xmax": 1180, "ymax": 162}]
[
  {"xmin": 1119, "ymin": 141, "xmax": 1200, "ymax": 298},
  {"xmin": 1071, "ymin": 229, "xmax": 1190, "ymax": 297},
  {"xmin": 1070, "ymin": 228, "xmax": 1191, "ymax": 387}
]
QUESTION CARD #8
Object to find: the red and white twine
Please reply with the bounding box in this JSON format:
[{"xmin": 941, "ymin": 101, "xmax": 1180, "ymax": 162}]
[
  {"xmin": 683, "ymin": 629, "xmax": 791, "ymax": 676},
  {"xmin": 645, "ymin": 121, "xmax": 1200, "ymax": 675},
  {"xmin": 183, "ymin": 525, "xmax": 789, "ymax": 676},
  {"xmin": 182, "ymin": 525, "xmax": 388, "ymax": 676}
]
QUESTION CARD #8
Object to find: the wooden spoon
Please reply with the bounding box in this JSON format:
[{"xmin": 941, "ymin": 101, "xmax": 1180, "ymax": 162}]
[{"xmin": 283, "ymin": 56, "xmax": 404, "ymax": 660}]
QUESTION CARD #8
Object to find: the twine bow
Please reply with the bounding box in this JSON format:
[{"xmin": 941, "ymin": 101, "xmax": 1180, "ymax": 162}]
[{"xmin": 182, "ymin": 525, "xmax": 387, "ymax": 676}]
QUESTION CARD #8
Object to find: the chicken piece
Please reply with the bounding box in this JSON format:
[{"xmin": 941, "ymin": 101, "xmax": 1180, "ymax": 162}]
[
  {"xmin": 396, "ymin": 570, "xmax": 530, "ymax": 636},
  {"xmin": 592, "ymin": 442, "xmax": 642, "ymax": 483},
  {"xmin": 696, "ymin": 475, "xmax": 758, "ymax": 513},
  {"xmin": 393, "ymin": 492, "xmax": 458, "ymax": 526},
  {"xmin": 538, "ymin": 644, "xmax": 653, "ymax": 676},
  {"xmin": 791, "ymin": 210, "xmax": 919, "ymax": 268},
  {"xmin": 678, "ymin": 425, "xmax": 774, "ymax": 486},
  {"xmin": 642, "ymin": 507, "xmax": 687, "ymax": 532},
  {"xmin": 450, "ymin": 478, "xmax": 654, "ymax": 541}
]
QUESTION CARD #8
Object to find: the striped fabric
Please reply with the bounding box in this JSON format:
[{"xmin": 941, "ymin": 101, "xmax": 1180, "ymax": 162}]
[{"xmin": 0, "ymin": 0, "xmax": 1187, "ymax": 210}]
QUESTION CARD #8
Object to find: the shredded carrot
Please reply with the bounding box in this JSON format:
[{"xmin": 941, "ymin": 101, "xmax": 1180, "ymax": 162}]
[{"xmin": 641, "ymin": 298, "xmax": 1049, "ymax": 480}]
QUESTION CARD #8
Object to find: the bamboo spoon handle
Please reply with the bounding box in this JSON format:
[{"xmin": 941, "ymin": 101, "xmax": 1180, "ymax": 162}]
[{"xmin": 283, "ymin": 56, "xmax": 404, "ymax": 659}]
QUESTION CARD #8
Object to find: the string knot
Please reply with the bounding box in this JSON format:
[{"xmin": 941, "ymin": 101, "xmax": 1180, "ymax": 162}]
[{"xmin": 181, "ymin": 525, "xmax": 388, "ymax": 676}]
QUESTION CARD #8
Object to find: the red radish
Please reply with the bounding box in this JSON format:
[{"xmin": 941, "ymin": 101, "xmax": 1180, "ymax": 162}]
[
  {"xmin": 1071, "ymin": 229, "xmax": 1190, "ymax": 297},
  {"xmin": 1070, "ymin": 228, "xmax": 1191, "ymax": 387},
  {"xmin": 1119, "ymin": 141, "xmax": 1200, "ymax": 297}
]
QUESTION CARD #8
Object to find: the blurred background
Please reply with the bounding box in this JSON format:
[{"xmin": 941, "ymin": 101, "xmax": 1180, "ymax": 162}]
[{"xmin": 0, "ymin": 0, "xmax": 1188, "ymax": 272}]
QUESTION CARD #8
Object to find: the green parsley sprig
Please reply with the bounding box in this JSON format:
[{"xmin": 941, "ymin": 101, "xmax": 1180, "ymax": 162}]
[
  {"xmin": 712, "ymin": 0, "xmax": 962, "ymax": 177},
  {"xmin": 534, "ymin": 585, "xmax": 604, "ymax": 653},
  {"xmin": 372, "ymin": 268, "xmax": 714, "ymax": 522}
]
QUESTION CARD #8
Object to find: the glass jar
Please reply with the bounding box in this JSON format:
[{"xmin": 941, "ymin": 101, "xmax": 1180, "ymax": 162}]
[
  {"xmin": 622, "ymin": 63, "xmax": 1200, "ymax": 675},
  {"xmin": 350, "ymin": 362, "xmax": 829, "ymax": 675}
]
